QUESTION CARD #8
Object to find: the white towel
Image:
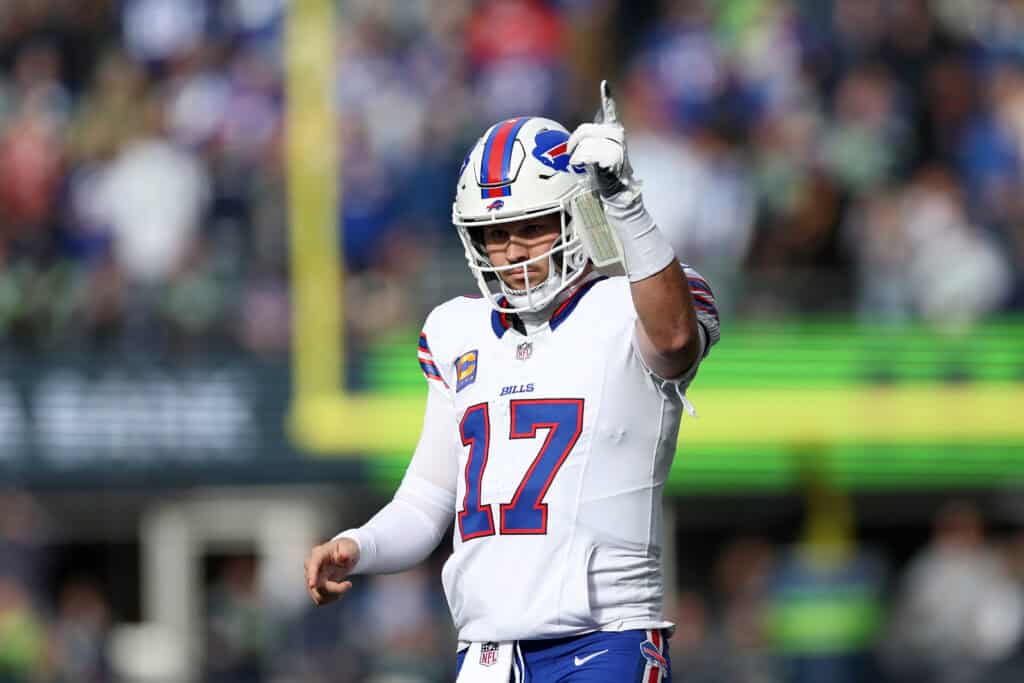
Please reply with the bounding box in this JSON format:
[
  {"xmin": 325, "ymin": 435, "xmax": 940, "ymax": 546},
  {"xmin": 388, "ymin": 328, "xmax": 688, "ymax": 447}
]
[{"xmin": 456, "ymin": 641, "xmax": 515, "ymax": 683}]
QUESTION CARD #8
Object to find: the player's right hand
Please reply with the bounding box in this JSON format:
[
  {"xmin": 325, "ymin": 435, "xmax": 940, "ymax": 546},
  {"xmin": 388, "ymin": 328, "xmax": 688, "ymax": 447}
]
[
  {"xmin": 304, "ymin": 536, "xmax": 360, "ymax": 606},
  {"xmin": 568, "ymin": 81, "xmax": 638, "ymax": 200}
]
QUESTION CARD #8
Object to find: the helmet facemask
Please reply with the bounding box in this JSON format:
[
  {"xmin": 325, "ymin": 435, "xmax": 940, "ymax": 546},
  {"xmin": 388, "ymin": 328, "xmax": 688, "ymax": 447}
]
[{"xmin": 456, "ymin": 201, "xmax": 590, "ymax": 314}]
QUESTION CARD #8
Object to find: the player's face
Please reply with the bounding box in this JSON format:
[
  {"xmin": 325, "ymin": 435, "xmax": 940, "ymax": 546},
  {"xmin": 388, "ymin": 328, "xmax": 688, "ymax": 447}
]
[{"xmin": 481, "ymin": 214, "xmax": 562, "ymax": 290}]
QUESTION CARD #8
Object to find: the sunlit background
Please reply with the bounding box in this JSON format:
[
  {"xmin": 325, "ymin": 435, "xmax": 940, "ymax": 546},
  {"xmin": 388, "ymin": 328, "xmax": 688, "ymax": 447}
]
[{"xmin": 1, "ymin": 0, "xmax": 1023, "ymax": 681}]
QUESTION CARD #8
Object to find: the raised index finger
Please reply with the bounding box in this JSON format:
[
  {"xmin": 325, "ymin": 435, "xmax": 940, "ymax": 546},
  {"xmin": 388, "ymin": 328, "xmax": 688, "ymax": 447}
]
[{"xmin": 599, "ymin": 80, "xmax": 618, "ymax": 125}]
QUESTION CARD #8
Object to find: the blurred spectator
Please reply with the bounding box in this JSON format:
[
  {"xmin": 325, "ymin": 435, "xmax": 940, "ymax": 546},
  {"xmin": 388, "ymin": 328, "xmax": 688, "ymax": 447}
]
[
  {"xmin": 0, "ymin": 46, "xmax": 65, "ymax": 241},
  {"xmin": 922, "ymin": 54, "xmax": 976, "ymax": 166},
  {"xmin": 0, "ymin": 575, "xmax": 46, "ymax": 682},
  {"xmin": 764, "ymin": 456, "xmax": 886, "ymax": 683},
  {"xmin": 707, "ymin": 537, "xmax": 779, "ymax": 683},
  {"xmin": 623, "ymin": 68, "xmax": 756, "ymax": 314},
  {"xmin": 959, "ymin": 61, "xmax": 1024, "ymax": 277},
  {"xmin": 121, "ymin": 0, "xmax": 206, "ymax": 64},
  {"xmin": 205, "ymin": 555, "xmax": 276, "ymax": 683},
  {"xmin": 239, "ymin": 274, "xmax": 290, "ymax": 354},
  {"xmin": 466, "ymin": 0, "xmax": 569, "ymax": 123},
  {"xmin": 982, "ymin": 529, "xmax": 1024, "ymax": 682},
  {"xmin": 900, "ymin": 166, "xmax": 1013, "ymax": 328},
  {"xmin": 844, "ymin": 189, "xmax": 913, "ymax": 323},
  {"xmin": 664, "ymin": 589, "xmax": 718, "ymax": 682},
  {"xmin": 274, "ymin": 592, "xmax": 359, "ymax": 683},
  {"xmin": 846, "ymin": 166, "xmax": 1013, "ymax": 328},
  {"xmin": 0, "ymin": 493, "xmax": 50, "ymax": 599},
  {"xmin": 810, "ymin": 0, "xmax": 886, "ymax": 88},
  {"xmin": 47, "ymin": 577, "xmax": 112, "ymax": 683},
  {"xmin": 820, "ymin": 62, "xmax": 907, "ymax": 192},
  {"xmin": 353, "ymin": 566, "xmax": 452, "ymax": 683},
  {"xmin": 346, "ymin": 236, "xmax": 430, "ymax": 344},
  {"xmin": 1, "ymin": 0, "xmax": 1022, "ymax": 356},
  {"xmin": 92, "ymin": 96, "xmax": 209, "ymax": 286},
  {"xmin": 883, "ymin": 501, "xmax": 1024, "ymax": 683}
]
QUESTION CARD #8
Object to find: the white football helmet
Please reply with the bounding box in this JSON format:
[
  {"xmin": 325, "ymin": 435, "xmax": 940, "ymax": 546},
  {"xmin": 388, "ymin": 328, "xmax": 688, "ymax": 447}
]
[{"xmin": 452, "ymin": 116, "xmax": 590, "ymax": 314}]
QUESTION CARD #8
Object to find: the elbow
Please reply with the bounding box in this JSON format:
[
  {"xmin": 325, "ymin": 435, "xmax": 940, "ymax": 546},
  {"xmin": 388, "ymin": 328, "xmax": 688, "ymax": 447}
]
[
  {"xmin": 653, "ymin": 324, "xmax": 696, "ymax": 358},
  {"xmin": 640, "ymin": 319, "xmax": 701, "ymax": 379}
]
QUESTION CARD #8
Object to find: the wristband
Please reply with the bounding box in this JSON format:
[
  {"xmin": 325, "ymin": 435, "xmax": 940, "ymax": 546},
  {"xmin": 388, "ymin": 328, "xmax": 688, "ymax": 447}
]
[{"xmin": 601, "ymin": 191, "xmax": 676, "ymax": 282}]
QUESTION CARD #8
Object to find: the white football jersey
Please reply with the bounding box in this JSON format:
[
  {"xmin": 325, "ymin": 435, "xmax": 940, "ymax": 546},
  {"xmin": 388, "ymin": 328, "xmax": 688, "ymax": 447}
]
[{"xmin": 416, "ymin": 268, "xmax": 719, "ymax": 643}]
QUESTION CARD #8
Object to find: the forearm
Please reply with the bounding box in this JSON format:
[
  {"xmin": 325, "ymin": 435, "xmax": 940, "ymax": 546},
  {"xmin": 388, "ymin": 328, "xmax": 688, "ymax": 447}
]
[
  {"xmin": 631, "ymin": 262, "xmax": 700, "ymax": 376},
  {"xmin": 602, "ymin": 191, "xmax": 700, "ymax": 377},
  {"xmin": 336, "ymin": 473, "xmax": 453, "ymax": 575}
]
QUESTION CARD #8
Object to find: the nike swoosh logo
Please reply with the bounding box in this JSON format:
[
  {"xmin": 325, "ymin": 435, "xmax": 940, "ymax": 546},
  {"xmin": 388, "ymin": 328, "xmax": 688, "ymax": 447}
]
[{"xmin": 574, "ymin": 649, "xmax": 609, "ymax": 666}]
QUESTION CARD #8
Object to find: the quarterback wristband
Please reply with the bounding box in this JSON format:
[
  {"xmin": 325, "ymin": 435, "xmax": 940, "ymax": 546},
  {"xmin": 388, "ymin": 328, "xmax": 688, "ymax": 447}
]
[{"xmin": 601, "ymin": 191, "xmax": 676, "ymax": 282}]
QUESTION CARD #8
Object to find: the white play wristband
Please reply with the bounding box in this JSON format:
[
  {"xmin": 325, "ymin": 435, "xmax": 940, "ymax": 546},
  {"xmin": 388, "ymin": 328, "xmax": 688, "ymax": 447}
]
[{"xmin": 601, "ymin": 192, "xmax": 676, "ymax": 282}]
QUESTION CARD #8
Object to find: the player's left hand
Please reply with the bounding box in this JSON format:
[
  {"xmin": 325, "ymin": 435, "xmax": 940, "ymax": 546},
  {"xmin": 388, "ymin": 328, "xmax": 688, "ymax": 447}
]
[{"xmin": 304, "ymin": 536, "xmax": 359, "ymax": 606}]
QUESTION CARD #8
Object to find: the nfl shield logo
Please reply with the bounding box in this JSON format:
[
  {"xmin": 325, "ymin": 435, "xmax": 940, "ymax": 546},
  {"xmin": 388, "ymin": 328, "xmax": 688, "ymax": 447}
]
[
  {"xmin": 479, "ymin": 642, "xmax": 500, "ymax": 667},
  {"xmin": 516, "ymin": 342, "xmax": 533, "ymax": 361}
]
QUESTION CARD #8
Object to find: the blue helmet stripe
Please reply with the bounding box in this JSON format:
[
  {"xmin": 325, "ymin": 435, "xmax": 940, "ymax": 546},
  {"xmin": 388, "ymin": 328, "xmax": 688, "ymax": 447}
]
[
  {"xmin": 499, "ymin": 117, "xmax": 529, "ymax": 184},
  {"xmin": 479, "ymin": 117, "xmax": 530, "ymax": 192}
]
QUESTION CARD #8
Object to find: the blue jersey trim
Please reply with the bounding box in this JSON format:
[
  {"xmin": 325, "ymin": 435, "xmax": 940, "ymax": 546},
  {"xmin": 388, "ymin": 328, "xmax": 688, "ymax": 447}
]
[
  {"xmin": 488, "ymin": 279, "xmax": 606, "ymax": 338},
  {"xmin": 549, "ymin": 277, "xmax": 606, "ymax": 331}
]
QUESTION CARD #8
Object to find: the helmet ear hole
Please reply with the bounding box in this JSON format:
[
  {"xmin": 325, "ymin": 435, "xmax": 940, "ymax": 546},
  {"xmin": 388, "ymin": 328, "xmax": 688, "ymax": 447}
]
[{"xmin": 568, "ymin": 248, "xmax": 588, "ymax": 270}]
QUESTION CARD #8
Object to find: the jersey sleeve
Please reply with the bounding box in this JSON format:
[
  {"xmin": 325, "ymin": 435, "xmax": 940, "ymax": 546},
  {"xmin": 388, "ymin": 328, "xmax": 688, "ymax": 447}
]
[
  {"xmin": 335, "ymin": 368, "xmax": 461, "ymax": 574},
  {"xmin": 417, "ymin": 309, "xmax": 457, "ymax": 398},
  {"xmin": 682, "ymin": 263, "xmax": 720, "ymax": 358},
  {"xmin": 409, "ymin": 306, "xmax": 462, "ymax": 491},
  {"xmin": 631, "ymin": 263, "xmax": 720, "ymax": 404}
]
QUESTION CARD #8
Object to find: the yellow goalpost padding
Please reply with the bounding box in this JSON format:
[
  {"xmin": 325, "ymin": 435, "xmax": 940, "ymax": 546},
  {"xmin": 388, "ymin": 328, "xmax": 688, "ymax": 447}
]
[{"xmin": 285, "ymin": 0, "xmax": 344, "ymax": 439}]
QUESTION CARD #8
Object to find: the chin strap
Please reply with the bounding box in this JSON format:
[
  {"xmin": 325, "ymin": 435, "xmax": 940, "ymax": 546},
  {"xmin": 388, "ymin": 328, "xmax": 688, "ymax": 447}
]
[
  {"xmin": 500, "ymin": 270, "xmax": 563, "ymax": 315},
  {"xmin": 501, "ymin": 270, "xmax": 601, "ymax": 334}
]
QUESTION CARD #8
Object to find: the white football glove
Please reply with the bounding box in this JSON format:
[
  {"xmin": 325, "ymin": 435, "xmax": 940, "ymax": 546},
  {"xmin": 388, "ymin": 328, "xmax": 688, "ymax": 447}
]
[
  {"xmin": 568, "ymin": 81, "xmax": 675, "ymax": 282},
  {"xmin": 567, "ymin": 82, "xmax": 638, "ymax": 199}
]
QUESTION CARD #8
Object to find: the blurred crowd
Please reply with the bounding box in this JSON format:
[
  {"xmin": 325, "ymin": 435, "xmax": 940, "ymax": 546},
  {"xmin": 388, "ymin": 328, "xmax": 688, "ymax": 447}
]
[
  {"xmin": 660, "ymin": 497, "xmax": 1024, "ymax": 683},
  {"xmin": 5, "ymin": 2, "xmax": 1024, "ymax": 681},
  {"xmin": 9, "ymin": 489, "xmax": 1024, "ymax": 683},
  {"xmin": 2, "ymin": 0, "xmax": 1024, "ymax": 357}
]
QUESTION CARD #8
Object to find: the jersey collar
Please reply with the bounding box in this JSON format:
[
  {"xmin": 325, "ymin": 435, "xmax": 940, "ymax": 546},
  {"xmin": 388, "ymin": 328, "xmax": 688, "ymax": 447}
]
[
  {"xmin": 490, "ymin": 276, "xmax": 607, "ymax": 338},
  {"xmin": 490, "ymin": 305, "xmax": 517, "ymax": 338}
]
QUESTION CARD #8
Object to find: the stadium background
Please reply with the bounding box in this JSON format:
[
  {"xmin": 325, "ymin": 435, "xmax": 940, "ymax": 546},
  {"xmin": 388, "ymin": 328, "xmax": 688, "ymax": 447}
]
[{"xmin": 0, "ymin": 0, "xmax": 1022, "ymax": 681}]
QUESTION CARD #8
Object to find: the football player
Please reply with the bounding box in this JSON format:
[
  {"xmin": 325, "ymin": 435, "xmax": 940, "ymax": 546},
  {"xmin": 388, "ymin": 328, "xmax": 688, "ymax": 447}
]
[{"xmin": 305, "ymin": 84, "xmax": 720, "ymax": 682}]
